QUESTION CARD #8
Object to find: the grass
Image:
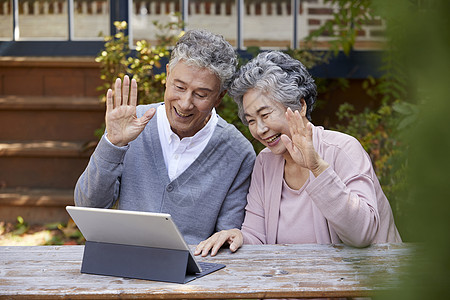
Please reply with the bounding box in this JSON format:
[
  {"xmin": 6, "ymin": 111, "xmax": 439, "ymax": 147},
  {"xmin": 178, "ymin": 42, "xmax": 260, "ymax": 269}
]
[{"xmin": 0, "ymin": 217, "xmax": 85, "ymax": 246}]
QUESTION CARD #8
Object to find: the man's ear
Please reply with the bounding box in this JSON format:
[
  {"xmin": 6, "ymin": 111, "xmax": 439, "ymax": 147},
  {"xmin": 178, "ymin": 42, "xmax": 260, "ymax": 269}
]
[
  {"xmin": 214, "ymin": 90, "xmax": 227, "ymax": 108},
  {"xmin": 165, "ymin": 63, "xmax": 170, "ymax": 77}
]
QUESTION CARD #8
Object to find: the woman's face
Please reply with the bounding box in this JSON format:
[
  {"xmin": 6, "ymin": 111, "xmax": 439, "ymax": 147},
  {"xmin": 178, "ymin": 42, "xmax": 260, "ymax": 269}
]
[{"xmin": 242, "ymin": 89, "xmax": 290, "ymax": 155}]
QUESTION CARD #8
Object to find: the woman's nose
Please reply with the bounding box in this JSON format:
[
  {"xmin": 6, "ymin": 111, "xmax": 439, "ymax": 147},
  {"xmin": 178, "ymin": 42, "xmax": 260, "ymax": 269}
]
[{"xmin": 256, "ymin": 121, "xmax": 268, "ymax": 135}]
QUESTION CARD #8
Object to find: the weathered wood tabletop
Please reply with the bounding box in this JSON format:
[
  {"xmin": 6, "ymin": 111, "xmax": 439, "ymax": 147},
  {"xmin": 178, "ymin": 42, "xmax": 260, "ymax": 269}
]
[{"xmin": 0, "ymin": 243, "xmax": 412, "ymax": 299}]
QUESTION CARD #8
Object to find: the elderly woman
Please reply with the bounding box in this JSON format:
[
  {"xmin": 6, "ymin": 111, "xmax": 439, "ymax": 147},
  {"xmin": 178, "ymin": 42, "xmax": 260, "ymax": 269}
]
[{"xmin": 195, "ymin": 51, "xmax": 401, "ymax": 257}]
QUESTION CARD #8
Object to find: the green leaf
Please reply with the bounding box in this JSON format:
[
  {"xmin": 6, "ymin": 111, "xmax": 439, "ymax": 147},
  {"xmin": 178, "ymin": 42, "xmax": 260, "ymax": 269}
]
[
  {"xmin": 397, "ymin": 114, "xmax": 418, "ymax": 130},
  {"xmin": 392, "ymin": 101, "xmax": 415, "ymax": 115}
]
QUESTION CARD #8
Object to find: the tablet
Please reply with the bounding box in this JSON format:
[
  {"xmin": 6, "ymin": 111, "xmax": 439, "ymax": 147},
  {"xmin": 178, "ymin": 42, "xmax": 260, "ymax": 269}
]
[{"xmin": 66, "ymin": 206, "xmax": 210, "ymax": 275}]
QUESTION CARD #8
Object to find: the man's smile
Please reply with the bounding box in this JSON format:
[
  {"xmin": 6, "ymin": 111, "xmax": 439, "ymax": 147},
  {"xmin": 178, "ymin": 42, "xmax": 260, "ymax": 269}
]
[{"xmin": 174, "ymin": 107, "xmax": 193, "ymax": 118}]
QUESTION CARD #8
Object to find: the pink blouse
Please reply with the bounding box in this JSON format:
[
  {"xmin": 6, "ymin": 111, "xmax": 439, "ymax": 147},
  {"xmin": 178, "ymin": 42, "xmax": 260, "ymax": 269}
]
[
  {"xmin": 241, "ymin": 125, "xmax": 401, "ymax": 247},
  {"xmin": 277, "ymin": 178, "xmax": 317, "ymax": 244}
]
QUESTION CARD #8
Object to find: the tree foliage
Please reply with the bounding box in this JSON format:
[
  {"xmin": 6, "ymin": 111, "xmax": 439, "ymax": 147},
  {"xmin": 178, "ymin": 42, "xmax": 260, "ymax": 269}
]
[
  {"xmin": 95, "ymin": 15, "xmax": 185, "ymax": 105},
  {"xmin": 299, "ymin": 0, "xmax": 417, "ymax": 240},
  {"xmin": 306, "ymin": 0, "xmax": 378, "ymax": 56}
]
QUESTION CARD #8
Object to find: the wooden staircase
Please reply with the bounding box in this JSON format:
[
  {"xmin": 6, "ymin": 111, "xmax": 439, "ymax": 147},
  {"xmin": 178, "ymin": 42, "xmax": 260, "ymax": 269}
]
[{"xmin": 0, "ymin": 57, "xmax": 105, "ymax": 224}]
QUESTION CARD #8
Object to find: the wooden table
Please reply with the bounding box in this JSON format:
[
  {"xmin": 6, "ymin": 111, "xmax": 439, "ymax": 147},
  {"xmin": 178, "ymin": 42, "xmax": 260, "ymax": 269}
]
[{"xmin": 0, "ymin": 243, "xmax": 412, "ymax": 299}]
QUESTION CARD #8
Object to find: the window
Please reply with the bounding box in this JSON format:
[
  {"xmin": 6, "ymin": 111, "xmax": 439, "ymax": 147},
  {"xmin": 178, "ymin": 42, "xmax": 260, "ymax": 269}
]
[
  {"xmin": 0, "ymin": 0, "xmax": 13, "ymax": 40},
  {"xmin": 17, "ymin": 0, "xmax": 69, "ymax": 40},
  {"xmin": 243, "ymin": 0, "xmax": 293, "ymax": 49},
  {"xmin": 0, "ymin": 0, "xmax": 385, "ymax": 55},
  {"xmin": 131, "ymin": 0, "xmax": 181, "ymax": 45},
  {"xmin": 73, "ymin": 0, "xmax": 110, "ymax": 40},
  {"xmin": 186, "ymin": 0, "xmax": 237, "ymax": 47},
  {"xmin": 0, "ymin": 0, "xmax": 110, "ymax": 41}
]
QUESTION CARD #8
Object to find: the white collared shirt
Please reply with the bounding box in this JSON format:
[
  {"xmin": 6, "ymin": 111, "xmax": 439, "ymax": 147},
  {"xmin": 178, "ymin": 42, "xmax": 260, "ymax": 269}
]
[{"xmin": 157, "ymin": 104, "xmax": 218, "ymax": 181}]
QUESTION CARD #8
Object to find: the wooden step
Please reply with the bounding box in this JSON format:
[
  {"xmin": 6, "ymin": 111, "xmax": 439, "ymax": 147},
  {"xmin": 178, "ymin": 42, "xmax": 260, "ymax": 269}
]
[
  {"xmin": 0, "ymin": 56, "xmax": 102, "ymax": 97},
  {"xmin": 0, "ymin": 57, "xmax": 103, "ymax": 224},
  {"xmin": 0, "ymin": 56, "xmax": 101, "ymax": 68},
  {"xmin": 0, "ymin": 140, "xmax": 95, "ymax": 189},
  {"xmin": 0, "ymin": 95, "xmax": 105, "ymax": 141},
  {"xmin": 0, "ymin": 188, "xmax": 74, "ymax": 224},
  {"xmin": 0, "ymin": 95, "xmax": 105, "ymax": 110},
  {"xmin": 0, "ymin": 140, "xmax": 97, "ymax": 157}
]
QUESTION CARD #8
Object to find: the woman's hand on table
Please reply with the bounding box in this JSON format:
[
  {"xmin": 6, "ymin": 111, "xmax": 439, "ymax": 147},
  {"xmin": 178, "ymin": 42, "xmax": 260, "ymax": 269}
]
[{"xmin": 194, "ymin": 229, "xmax": 243, "ymax": 257}]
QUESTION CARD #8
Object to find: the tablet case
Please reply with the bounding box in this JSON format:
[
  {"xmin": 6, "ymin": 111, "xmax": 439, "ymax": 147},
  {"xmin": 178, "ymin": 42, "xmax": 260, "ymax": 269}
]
[{"xmin": 81, "ymin": 241, "xmax": 225, "ymax": 283}]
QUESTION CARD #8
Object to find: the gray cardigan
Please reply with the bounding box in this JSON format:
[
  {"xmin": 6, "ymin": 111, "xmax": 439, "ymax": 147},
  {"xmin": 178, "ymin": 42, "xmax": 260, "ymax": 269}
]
[{"xmin": 74, "ymin": 103, "xmax": 256, "ymax": 244}]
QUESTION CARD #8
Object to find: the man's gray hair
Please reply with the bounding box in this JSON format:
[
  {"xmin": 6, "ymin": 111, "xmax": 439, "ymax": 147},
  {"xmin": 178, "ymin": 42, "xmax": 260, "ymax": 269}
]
[
  {"xmin": 229, "ymin": 51, "xmax": 317, "ymax": 124},
  {"xmin": 169, "ymin": 29, "xmax": 237, "ymax": 92}
]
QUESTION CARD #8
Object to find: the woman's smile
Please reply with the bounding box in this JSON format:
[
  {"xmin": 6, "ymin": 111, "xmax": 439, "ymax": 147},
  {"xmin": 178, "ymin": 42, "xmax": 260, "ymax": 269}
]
[{"xmin": 265, "ymin": 133, "xmax": 282, "ymax": 147}]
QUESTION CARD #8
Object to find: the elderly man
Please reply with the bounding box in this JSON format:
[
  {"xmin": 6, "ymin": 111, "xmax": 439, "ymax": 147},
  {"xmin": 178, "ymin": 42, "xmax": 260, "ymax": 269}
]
[{"xmin": 74, "ymin": 30, "xmax": 256, "ymax": 244}]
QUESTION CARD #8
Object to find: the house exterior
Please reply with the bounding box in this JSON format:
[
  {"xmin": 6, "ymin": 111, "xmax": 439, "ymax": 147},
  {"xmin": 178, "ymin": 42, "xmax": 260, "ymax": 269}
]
[{"xmin": 0, "ymin": 0, "xmax": 386, "ymax": 224}]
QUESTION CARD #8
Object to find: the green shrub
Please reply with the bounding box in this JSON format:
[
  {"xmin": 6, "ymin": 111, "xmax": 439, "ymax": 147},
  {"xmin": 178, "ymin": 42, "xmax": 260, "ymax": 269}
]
[
  {"xmin": 95, "ymin": 15, "xmax": 184, "ymax": 105},
  {"xmin": 303, "ymin": 0, "xmax": 416, "ymax": 240}
]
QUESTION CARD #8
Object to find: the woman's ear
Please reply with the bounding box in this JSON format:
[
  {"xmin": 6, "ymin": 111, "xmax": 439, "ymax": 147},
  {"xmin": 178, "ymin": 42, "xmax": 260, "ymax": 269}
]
[{"xmin": 300, "ymin": 98, "xmax": 307, "ymax": 116}]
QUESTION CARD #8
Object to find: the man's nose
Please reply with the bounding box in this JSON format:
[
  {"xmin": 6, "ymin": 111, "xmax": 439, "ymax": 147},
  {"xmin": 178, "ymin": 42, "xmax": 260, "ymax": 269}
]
[{"xmin": 178, "ymin": 93, "xmax": 194, "ymax": 110}]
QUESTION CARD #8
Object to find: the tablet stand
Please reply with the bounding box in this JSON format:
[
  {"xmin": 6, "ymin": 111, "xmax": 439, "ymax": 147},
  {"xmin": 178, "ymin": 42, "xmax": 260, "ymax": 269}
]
[{"xmin": 81, "ymin": 241, "xmax": 210, "ymax": 283}]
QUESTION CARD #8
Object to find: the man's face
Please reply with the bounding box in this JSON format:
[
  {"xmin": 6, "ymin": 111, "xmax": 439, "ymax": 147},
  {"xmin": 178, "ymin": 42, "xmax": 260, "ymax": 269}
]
[{"xmin": 164, "ymin": 61, "xmax": 224, "ymax": 139}]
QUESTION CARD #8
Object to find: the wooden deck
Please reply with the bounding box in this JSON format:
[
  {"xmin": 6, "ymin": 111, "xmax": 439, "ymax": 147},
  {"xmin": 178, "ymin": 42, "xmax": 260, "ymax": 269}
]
[{"xmin": 0, "ymin": 57, "xmax": 104, "ymax": 224}]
